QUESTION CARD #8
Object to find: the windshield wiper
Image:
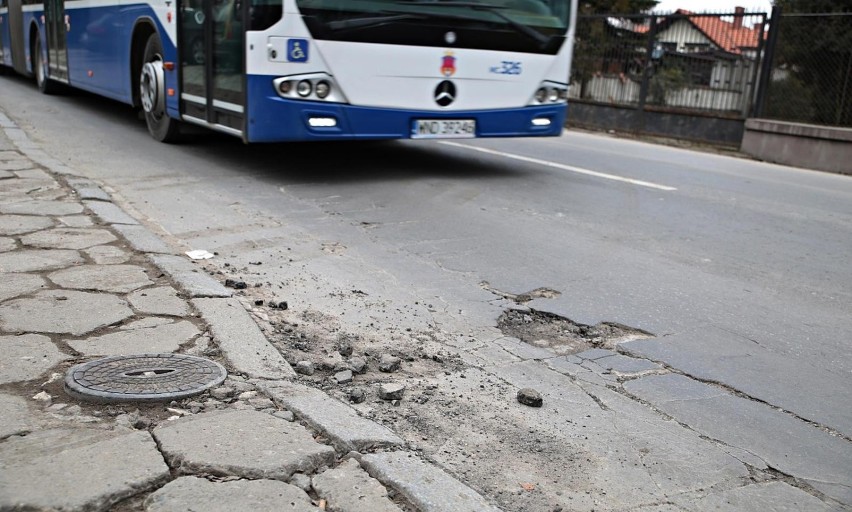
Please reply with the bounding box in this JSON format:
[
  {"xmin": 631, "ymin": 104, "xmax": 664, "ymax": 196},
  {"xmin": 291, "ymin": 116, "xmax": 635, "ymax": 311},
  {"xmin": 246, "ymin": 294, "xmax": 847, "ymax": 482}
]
[
  {"xmin": 327, "ymin": 13, "xmax": 426, "ymax": 31},
  {"xmin": 396, "ymin": 0, "xmax": 551, "ymax": 48}
]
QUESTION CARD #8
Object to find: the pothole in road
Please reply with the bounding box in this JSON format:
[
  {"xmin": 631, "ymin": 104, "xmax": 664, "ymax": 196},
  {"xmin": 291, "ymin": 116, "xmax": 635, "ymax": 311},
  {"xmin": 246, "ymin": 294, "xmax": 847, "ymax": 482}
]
[{"xmin": 497, "ymin": 309, "xmax": 653, "ymax": 354}]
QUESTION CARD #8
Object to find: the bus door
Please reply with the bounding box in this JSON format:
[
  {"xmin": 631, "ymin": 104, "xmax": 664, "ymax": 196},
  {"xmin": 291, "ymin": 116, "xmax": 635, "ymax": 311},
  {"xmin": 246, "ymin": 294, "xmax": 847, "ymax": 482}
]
[
  {"xmin": 8, "ymin": 0, "xmax": 27, "ymax": 74},
  {"xmin": 178, "ymin": 0, "xmax": 245, "ymax": 138},
  {"xmin": 43, "ymin": 0, "xmax": 68, "ymax": 81}
]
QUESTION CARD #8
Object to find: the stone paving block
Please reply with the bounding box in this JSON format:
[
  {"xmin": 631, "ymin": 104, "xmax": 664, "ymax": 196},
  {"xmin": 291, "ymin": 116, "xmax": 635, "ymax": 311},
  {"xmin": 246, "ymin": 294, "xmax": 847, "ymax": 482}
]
[
  {"xmin": 0, "ymin": 272, "xmax": 47, "ymax": 302},
  {"xmin": 68, "ymin": 319, "xmax": 200, "ymax": 356},
  {"xmin": 152, "ymin": 254, "xmax": 232, "ymax": 297},
  {"xmin": 313, "ymin": 458, "xmax": 403, "ymax": 512},
  {"xmin": 48, "ymin": 264, "xmax": 153, "ymax": 293},
  {"xmin": 153, "ymin": 410, "xmax": 336, "ymax": 480},
  {"xmin": 259, "ymin": 381, "xmax": 403, "ymax": 452},
  {"xmin": 66, "ymin": 177, "xmax": 111, "ymax": 201},
  {"xmin": 0, "ymin": 429, "xmax": 170, "ymax": 511},
  {"xmin": 0, "ymin": 289, "xmax": 133, "ymax": 336},
  {"xmin": 129, "ymin": 286, "xmax": 192, "ymax": 316},
  {"xmin": 84, "ymin": 244, "xmax": 131, "ymax": 264},
  {"xmin": 59, "ymin": 215, "xmax": 95, "ymax": 227},
  {"xmin": 0, "ymin": 179, "xmax": 64, "ymax": 202},
  {"xmin": 0, "ymin": 248, "xmax": 83, "ymax": 272},
  {"xmin": 0, "ymin": 199, "xmax": 84, "ymax": 216},
  {"xmin": 84, "ymin": 199, "xmax": 139, "ymax": 225},
  {"xmin": 595, "ymin": 354, "xmax": 662, "ymax": 374},
  {"xmin": 145, "ymin": 476, "xmax": 321, "ymax": 512},
  {"xmin": 0, "ymin": 160, "xmax": 33, "ymax": 171},
  {"xmin": 0, "ymin": 214, "xmax": 55, "ymax": 235},
  {"xmin": 21, "ymin": 226, "xmax": 117, "ymax": 249},
  {"xmin": 676, "ymin": 481, "xmax": 833, "ymax": 511},
  {"xmin": 624, "ymin": 373, "xmax": 852, "ymax": 506},
  {"xmin": 0, "ymin": 237, "xmax": 14, "ymax": 252},
  {"xmin": 360, "ymin": 452, "xmax": 502, "ymax": 512},
  {"xmin": 192, "ymin": 298, "xmax": 293, "ymax": 379},
  {"xmin": 115, "ymin": 224, "xmax": 173, "ymax": 253},
  {"xmin": 0, "ymin": 392, "xmax": 33, "ymax": 439},
  {"xmin": 0, "ymin": 333, "xmax": 70, "ymax": 384}
]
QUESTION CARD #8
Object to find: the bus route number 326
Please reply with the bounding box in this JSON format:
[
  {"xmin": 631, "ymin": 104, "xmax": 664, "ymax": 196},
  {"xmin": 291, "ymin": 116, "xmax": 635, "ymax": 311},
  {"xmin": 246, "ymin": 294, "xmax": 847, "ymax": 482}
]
[{"xmin": 412, "ymin": 119, "xmax": 476, "ymax": 139}]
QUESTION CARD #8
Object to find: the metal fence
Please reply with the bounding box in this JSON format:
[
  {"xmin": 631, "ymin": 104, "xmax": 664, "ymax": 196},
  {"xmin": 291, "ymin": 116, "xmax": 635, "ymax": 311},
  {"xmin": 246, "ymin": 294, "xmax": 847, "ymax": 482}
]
[
  {"xmin": 571, "ymin": 9, "xmax": 768, "ymax": 118},
  {"xmin": 759, "ymin": 11, "xmax": 852, "ymax": 128}
]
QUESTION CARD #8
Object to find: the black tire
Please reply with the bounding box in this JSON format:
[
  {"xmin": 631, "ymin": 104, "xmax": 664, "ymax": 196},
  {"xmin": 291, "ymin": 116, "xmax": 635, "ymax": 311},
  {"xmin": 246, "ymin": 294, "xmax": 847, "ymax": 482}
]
[
  {"xmin": 34, "ymin": 36, "xmax": 62, "ymax": 95},
  {"xmin": 140, "ymin": 33, "xmax": 180, "ymax": 143}
]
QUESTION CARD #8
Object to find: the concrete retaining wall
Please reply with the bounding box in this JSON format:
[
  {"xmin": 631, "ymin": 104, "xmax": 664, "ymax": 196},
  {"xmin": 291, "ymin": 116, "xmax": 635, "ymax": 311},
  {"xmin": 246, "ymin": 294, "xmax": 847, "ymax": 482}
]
[{"xmin": 741, "ymin": 119, "xmax": 852, "ymax": 175}]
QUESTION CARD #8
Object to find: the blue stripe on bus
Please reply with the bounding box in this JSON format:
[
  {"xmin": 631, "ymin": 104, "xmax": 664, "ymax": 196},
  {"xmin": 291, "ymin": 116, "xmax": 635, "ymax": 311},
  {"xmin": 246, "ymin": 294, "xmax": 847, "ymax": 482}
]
[{"xmin": 245, "ymin": 75, "xmax": 566, "ymax": 142}]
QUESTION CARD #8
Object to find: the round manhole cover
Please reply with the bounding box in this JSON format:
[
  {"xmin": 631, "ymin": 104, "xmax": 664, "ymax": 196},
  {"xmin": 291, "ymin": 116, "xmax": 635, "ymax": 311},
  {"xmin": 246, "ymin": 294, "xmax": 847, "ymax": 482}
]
[{"xmin": 65, "ymin": 353, "xmax": 227, "ymax": 403}]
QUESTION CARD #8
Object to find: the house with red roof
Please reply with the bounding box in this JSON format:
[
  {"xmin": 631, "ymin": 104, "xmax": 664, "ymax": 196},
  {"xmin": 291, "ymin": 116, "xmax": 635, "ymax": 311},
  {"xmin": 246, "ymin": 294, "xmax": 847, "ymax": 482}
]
[{"xmin": 650, "ymin": 7, "xmax": 764, "ymax": 94}]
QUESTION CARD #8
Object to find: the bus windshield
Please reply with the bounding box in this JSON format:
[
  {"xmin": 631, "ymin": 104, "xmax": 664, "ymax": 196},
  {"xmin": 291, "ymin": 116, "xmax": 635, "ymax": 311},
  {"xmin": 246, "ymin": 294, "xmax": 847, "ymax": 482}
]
[{"xmin": 296, "ymin": 0, "xmax": 571, "ymax": 54}]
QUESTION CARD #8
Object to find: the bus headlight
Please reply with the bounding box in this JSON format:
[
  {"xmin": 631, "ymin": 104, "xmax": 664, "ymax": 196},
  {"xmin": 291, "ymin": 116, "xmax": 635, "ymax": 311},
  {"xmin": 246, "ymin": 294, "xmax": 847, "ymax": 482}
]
[
  {"xmin": 529, "ymin": 81, "xmax": 568, "ymax": 105},
  {"xmin": 315, "ymin": 81, "xmax": 331, "ymax": 99},
  {"xmin": 297, "ymin": 80, "xmax": 313, "ymax": 97},
  {"xmin": 272, "ymin": 73, "xmax": 349, "ymax": 104}
]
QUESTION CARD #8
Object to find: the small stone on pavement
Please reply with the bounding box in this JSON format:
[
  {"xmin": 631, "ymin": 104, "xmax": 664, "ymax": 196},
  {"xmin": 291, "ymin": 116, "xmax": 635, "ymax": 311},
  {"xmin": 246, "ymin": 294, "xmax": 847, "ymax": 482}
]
[
  {"xmin": 517, "ymin": 388, "xmax": 543, "ymax": 407},
  {"xmin": 379, "ymin": 383, "xmax": 406, "ymax": 401}
]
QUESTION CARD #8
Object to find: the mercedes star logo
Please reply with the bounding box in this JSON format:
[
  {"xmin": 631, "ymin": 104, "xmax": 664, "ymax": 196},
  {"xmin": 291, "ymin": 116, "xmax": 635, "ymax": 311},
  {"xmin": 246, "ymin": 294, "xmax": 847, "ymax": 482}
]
[{"xmin": 434, "ymin": 81, "xmax": 456, "ymax": 107}]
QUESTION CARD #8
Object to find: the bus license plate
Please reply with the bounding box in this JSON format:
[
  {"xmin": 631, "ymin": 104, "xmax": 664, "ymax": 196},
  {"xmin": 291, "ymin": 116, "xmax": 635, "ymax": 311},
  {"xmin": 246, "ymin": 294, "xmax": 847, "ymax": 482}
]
[{"xmin": 412, "ymin": 119, "xmax": 476, "ymax": 139}]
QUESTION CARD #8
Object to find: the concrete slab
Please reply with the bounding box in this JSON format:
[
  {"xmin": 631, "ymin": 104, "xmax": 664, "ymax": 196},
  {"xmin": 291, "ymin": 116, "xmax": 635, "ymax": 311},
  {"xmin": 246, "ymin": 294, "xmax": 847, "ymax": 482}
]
[
  {"xmin": 0, "ymin": 200, "xmax": 84, "ymax": 216},
  {"xmin": 575, "ymin": 348, "xmax": 617, "ymax": 360},
  {"xmin": 0, "ymin": 333, "xmax": 70, "ymax": 384},
  {"xmin": 0, "ymin": 429, "xmax": 170, "ymax": 511},
  {"xmin": 0, "ymin": 214, "xmax": 55, "ymax": 236},
  {"xmin": 621, "ymin": 333, "xmax": 852, "ymax": 438},
  {"xmin": 145, "ymin": 476, "xmax": 321, "ymax": 512},
  {"xmin": 624, "ymin": 374, "xmax": 852, "ymax": 506},
  {"xmin": 0, "ymin": 392, "xmax": 33, "ymax": 439},
  {"xmin": 360, "ymin": 452, "xmax": 502, "ymax": 512},
  {"xmin": 129, "ymin": 286, "xmax": 192, "ymax": 316},
  {"xmin": 0, "ymin": 237, "xmax": 14, "ymax": 252},
  {"xmin": 313, "ymin": 458, "xmax": 403, "ymax": 512},
  {"xmin": 21, "ymin": 227, "xmax": 117, "ymax": 250},
  {"xmin": 676, "ymin": 481, "xmax": 834, "ymax": 511},
  {"xmin": 259, "ymin": 381, "xmax": 403, "ymax": 452},
  {"xmin": 0, "ymin": 289, "xmax": 133, "ymax": 336},
  {"xmin": 192, "ymin": 298, "xmax": 293, "ymax": 379},
  {"xmin": 152, "ymin": 255, "xmax": 232, "ymax": 298},
  {"xmin": 0, "ymin": 248, "xmax": 83, "ymax": 272},
  {"xmin": 48, "ymin": 264, "xmax": 153, "ymax": 293},
  {"xmin": 83, "ymin": 200, "xmax": 139, "ymax": 225},
  {"xmin": 84, "ymin": 244, "xmax": 131, "ymax": 264},
  {"xmin": 595, "ymin": 354, "xmax": 662, "ymax": 374},
  {"xmin": 68, "ymin": 319, "xmax": 200, "ymax": 356},
  {"xmin": 153, "ymin": 410, "xmax": 336, "ymax": 480},
  {"xmin": 0, "ymin": 272, "xmax": 47, "ymax": 302}
]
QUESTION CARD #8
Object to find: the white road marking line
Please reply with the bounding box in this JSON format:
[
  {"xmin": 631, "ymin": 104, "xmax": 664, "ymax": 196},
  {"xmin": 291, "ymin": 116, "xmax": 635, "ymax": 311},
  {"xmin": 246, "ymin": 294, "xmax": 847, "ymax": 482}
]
[{"xmin": 439, "ymin": 141, "xmax": 678, "ymax": 192}]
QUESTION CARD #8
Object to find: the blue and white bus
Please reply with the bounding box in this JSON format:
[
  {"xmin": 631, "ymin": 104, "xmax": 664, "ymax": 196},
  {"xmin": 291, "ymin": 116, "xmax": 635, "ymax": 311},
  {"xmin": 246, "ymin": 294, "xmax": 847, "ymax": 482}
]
[{"xmin": 0, "ymin": 0, "xmax": 576, "ymax": 143}]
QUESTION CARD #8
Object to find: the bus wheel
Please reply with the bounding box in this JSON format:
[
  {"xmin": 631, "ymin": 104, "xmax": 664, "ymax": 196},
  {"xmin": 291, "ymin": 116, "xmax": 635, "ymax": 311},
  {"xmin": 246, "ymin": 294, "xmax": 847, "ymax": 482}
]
[
  {"xmin": 140, "ymin": 33, "xmax": 180, "ymax": 143},
  {"xmin": 34, "ymin": 36, "xmax": 61, "ymax": 94}
]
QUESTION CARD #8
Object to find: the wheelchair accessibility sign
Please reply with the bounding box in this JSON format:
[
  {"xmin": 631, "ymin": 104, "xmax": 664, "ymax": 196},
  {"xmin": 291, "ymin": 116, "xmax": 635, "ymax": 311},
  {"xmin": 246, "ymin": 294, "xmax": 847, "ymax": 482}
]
[{"xmin": 287, "ymin": 39, "xmax": 309, "ymax": 63}]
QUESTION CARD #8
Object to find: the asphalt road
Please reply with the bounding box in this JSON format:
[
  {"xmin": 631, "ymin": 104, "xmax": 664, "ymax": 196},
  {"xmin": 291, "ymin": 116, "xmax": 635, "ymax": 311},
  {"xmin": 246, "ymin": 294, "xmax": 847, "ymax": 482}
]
[{"xmin": 2, "ymin": 73, "xmax": 851, "ymax": 509}]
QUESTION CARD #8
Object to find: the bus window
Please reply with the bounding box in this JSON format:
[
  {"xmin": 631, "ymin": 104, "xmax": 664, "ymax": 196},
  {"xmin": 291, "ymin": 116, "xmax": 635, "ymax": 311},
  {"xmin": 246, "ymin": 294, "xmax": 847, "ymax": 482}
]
[{"xmin": 249, "ymin": 0, "xmax": 282, "ymax": 31}]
